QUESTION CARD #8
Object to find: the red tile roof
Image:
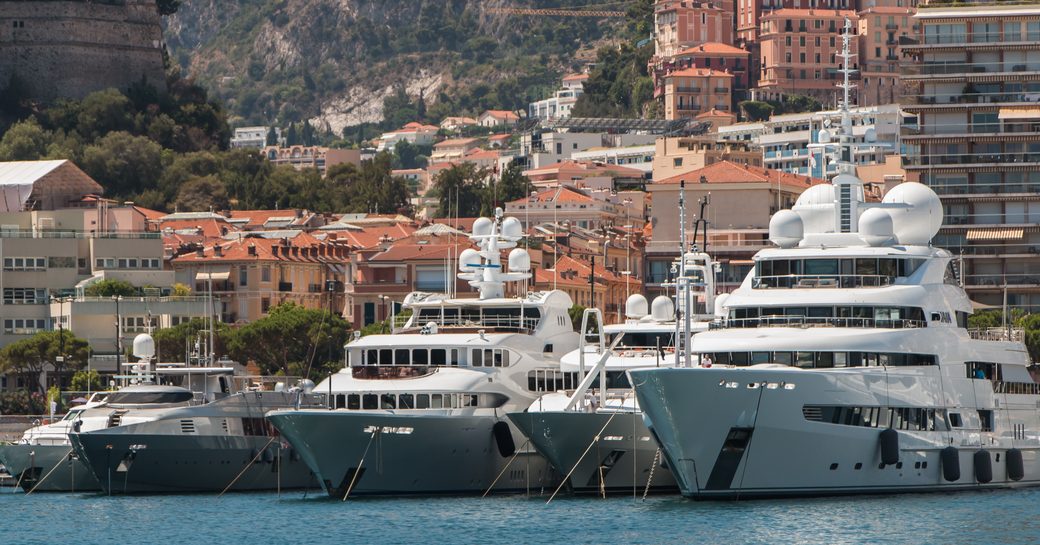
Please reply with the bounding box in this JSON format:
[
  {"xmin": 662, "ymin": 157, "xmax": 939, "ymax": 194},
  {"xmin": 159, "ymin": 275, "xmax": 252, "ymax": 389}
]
[
  {"xmin": 434, "ymin": 137, "xmax": 481, "ymax": 149},
  {"xmin": 158, "ymin": 218, "xmax": 234, "ymax": 238},
  {"xmin": 510, "ymin": 186, "xmax": 595, "ymax": 206},
  {"xmin": 523, "ymin": 160, "xmax": 645, "ymax": 182},
  {"xmin": 562, "ymin": 73, "xmax": 590, "ymax": 82},
  {"xmin": 762, "ymin": 8, "xmax": 856, "ymax": 18},
  {"xmin": 675, "ymin": 42, "xmax": 749, "ymax": 56},
  {"xmin": 431, "ymin": 217, "xmax": 479, "ymax": 232},
  {"xmin": 172, "ymin": 232, "xmax": 347, "ymax": 264},
  {"xmin": 226, "ymin": 209, "xmax": 309, "ymax": 230},
  {"xmin": 481, "ymin": 110, "xmax": 520, "ymax": 121},
  {"xmin": 329, "ymin": 224, "xmax": 417, "ymax": 250},
  {"xmin": 367, "ymin": 241, "xmax": 468, "ymax": 262},
  {"xmin": 655, "ymin": 160, "xmax": 822, "ymax": 189},
  {"xmin": 666, "ymin": 67, "xmax": 734, "ymax": 78}
]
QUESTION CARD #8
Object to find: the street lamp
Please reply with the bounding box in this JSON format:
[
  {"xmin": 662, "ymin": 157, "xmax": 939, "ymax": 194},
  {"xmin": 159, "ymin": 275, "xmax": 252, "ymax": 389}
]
[{"xmin": 378, "ymin": 294, "xmax": 392, "ymax": 333}]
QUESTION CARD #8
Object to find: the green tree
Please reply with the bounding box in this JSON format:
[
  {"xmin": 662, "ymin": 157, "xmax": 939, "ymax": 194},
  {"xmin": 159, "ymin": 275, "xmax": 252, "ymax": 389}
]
[
  {"xmin": 70, "ymin": 369, "xmax": 103, "ymax": 393},
  {"xmin": 0, "ymin": 118, "xmax": 53, "ymax": 161},
  {"xmin": 0, "ymin": 331, "xmax": 90, "ymax": 394},
  {"xmin": 489, "ymin": 163, "xmax": 531, "ymax": 211},
  {"xmin": 75, "ymin": 88, "xmax": 135, "ymax": 140},
  {"xmin": 174, "ymin": 175, "xmax": 229, "ymax": 212},
  {"xmin": 381, "ymin": 87, "xmax": 419, "ymax": 130},
  {"xmin": 431, "ymin": 162, "xmax": 490, "ymax": 218},
  {"xmin": 739, "ymin": 100, "xmax": 775, "ymax": 122},
  {"xmin": 393, "ymin": 139, "xmax": 427, "ymax": 170},
  {"xmin": 285, "ymin": 123, "xmax": 298, "ymax": 145},
  {"xmin": 80, "ymin": 131, "xmax": 164, "ymax": 198},
  {"xmin": 327, "ymin": 152, "xmax": 412, "ymax": 214},
  {"xmin": 152, "ymin": 318, "xmax": 231, "ymax": 364},
  {"xmin": 84, "ymin": 279, "xmax": 137, "ymax": 297},
  {"xmin": 266, "ymin": 126, "xmax": 279, "ymax": 146},
  {"xmin": 226, "ymin": 303, "xmax": 349, "ymax": 379}
]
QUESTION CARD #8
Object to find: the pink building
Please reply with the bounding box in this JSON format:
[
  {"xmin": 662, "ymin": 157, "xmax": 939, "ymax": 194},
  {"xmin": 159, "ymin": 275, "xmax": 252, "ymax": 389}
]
[
  {"xmin": 756, "ymin": 9, "xmax": 859, "ymax": 102},
  {"xmin": 662, "ymin": 68, "xmax": 734, "ymax": 120},
  {"xmin": 654, "ymin": 0, "xmax": 736, "ymax": 58}
]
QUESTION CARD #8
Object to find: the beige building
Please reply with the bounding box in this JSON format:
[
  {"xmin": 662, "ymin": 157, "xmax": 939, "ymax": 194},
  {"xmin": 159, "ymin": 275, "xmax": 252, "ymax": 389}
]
[
  {"xmin": 260, "ymin": 146, "xmax": 361, "ymax": 176},
  {"xmin": 857, "ymin": 6, "xmax": 916, "ymax": 106},
  {"xmin": 646, "ymin": 161, "xmax": 821, "ymax": 295},
  {"xmin": 652, "ymin": 136, "xmax": 762, "ymax": 181},
  {"xmin": 756, "ymin": 9, "xmax": 859, "ymax": 103},
  {"xmin": 663, "ymin": 68, "xmax": 734, "ymax": 120},
  {"xmin": 505, "ymin": 186, "xmax": 623, "ymax": 231}
]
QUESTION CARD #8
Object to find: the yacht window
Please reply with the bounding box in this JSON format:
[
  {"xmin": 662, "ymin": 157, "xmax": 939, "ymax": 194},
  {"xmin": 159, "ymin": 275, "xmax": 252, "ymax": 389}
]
[
  {"xmin": 416, "ymin": 394, "xmax": 430, "ymax": 409},
  {"xmin": 856, "ymin": 258, "xmax": 877, "ymax": 275},
  {"xmin": 978, "ymin": 410, "xmax": 994, "ymax": 432},
  {"xmin": 379, "ymin": 349, "xmax": 392, "ymax": 365},
  {"xmin": 731, "ymin": 352, "xmax": 749, "ymax": 366},
  {"xmin": 494, "ymin": 350, "xmax": 508, "ymax": 367},
  {"xmin": 362, "ymin": 394, "xmax": 378, "ymax": 409},
  {"xmin": 431, "ymin": 349, "xmax": 446, "ymax": 365},
  {"xmin": 395, "ymin": 349, "xmax": 409, "ymax": 365},
  {"xmin": 774, "ymin": 352, "xmax": 793, "ymax": 365},
  {"xmin": 447, "ymin": 394, "xmax": 458, "ymax": 408},
  {"xmin": 796, "ymin": 352, "xmax": 814, "ymax": 369},
  {"xmin": 878, "ymin": 259, "xmax": 898, "ymax": 278},
  {"xmin": 817, "ymin": 352, "xmax": 834, "ymax": 368},
  {"xmin": 431, "ymin": 394, "xmax": 443, "ymax": 408},
  {"xmin": 472, "ymin": 348, "xmax": 483, "ymax": 366},
  {"xmin": 450, "ymin": 348, "xmax": 460, "ymax": 365},
  {"xmin": 335, "ymin": 394, "xmax": 346, "ymax": 409},
  {"xmin": 399, "ymin": 394, "xmax": 414, "ymax": 409},
  {"xmin": 713, "ymin": 352, "xmax": 731, "ymax": 365},
  {"xmin": 804, "ymin": 259, "xmax": 838, "ymax": 275},
  {"xmin": 949, "ymin": 412, "xmax": 963, "ymax": 427},
  {"xmin": 543, "ymin": 344, "xmax": 553, "ymax": 354},
  {"xmin": 483, "ymin": 349, "xmax": 494, "ymax": 367},
  {"xmin": 366, "ymin": 350, "xmax": 377, "ymax": 365},
  {"xmin": 381, "ymin": 394, "xmax": 396, "ymax": 409},
  {"xmin": 463, "ymin": 394, "xmax": 479, "ymax": 407},
  {"xmin": 751, "ymin": 352, "xmax": 771, "ymax": 364},
  {"xmin": 347, "ymin": 394, "xmax": 360, "ymax": 410},
  {"xmin": 833, "ymin": 352, "xmax": 847, "ymax": 367},
  {"xmin": 105, "ymin": 391, "xmax": 195, "ymax": 404},
  {"xmin": 413, "ymin": 349, "xmax": 428, "ymax": 365}
]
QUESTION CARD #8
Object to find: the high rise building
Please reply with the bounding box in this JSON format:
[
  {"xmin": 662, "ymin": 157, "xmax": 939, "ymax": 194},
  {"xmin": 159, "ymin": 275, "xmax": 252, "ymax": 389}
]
[{"xmin": 902, "ymin": 2, "xmax": 1040, "ymax": 311}]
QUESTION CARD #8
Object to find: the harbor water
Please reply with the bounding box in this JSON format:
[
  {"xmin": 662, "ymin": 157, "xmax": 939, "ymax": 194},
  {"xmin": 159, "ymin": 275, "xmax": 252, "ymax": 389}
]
[{"xmin": 3, "ymin": 488, "xmax": 1038, "ymax": 544}]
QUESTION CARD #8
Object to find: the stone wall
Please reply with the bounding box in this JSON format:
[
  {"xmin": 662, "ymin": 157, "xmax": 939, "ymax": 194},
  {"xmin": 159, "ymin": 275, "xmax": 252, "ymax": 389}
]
[{"xmin": 0, "ymin": 0, "xmax": 167, "ymax": 101}]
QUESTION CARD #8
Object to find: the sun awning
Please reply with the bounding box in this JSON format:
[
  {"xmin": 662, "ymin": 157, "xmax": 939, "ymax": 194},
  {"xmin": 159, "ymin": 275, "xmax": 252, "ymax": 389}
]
[
  {"xmin": 965, "ymin": 228, "xmax": 1025, "ymax": 241},
  {"xmin": 195, "ymin": 268, "xmax": 231, "ymax": 281},
  {"xmin": 998, "ymin": 108, "xmax": 1040, "ymax": 120}
]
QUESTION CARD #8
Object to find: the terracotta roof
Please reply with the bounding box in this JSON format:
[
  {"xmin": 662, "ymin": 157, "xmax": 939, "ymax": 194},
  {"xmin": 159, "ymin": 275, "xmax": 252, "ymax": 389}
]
[
  {"xmin": 329, "ymin": 224, "xmax": 417, "ymax": 250},
  {"xmin": 481, "ymin": 110, "xmax": 520, "ymax": 120},
  {"xmin": 462, "ymin": 149, "xmax": 501, "ymax": 161},
  {"xmin": 368, "ymin": 241, "xmax": 464, "ymax": 262},
  {"xmin": 696, "ymin": 108, "xmax": 736, "ymax": 119},
  {"xmin": 655, "ymin": 160, "xmax": 822, "ymax": 189},
  {"xmin": 675, "ymin": 42, "xmax": 749, "ymax": 56},
  {"xmin": 431, "ymin": 217, "xmax": 479, "ymax": 232},
  {"xmin": 172, "ymin": 232, "xmax": 347, "ymax": 264},
  {"xmin": 398, "ymin": 122, "xmax": 439, "ymax": 133},
  {"xmin": 762, "ymin": 8, "xmax": 856, "ymax": 18},
  {"xmin": 523, "ymin": 160, "xmax": 646, "ymax": 182},
  {"xmin": 132, "ymin": 205, "xmax": 167, "ymax": 221},
  {"xmin": 226, "ymin": 209, "xmax": 311, "ymax": 230},
  {"xmin": 158, "ymin": 218, "xmax": 234, "ymax": 238},
  {"xmin": 434, "ymin": 137, "xmax": 481, "ymax": 148},
  {"xmin": 562, "ymin": 73, "xmax": 590, "ymax": 82},
  {"xmin": 511, "ymin": 186, "xmax": 595, "ymax": 205},
  {"xmin": 534, "ymin": 255, "xmax": 626, "ymax": 285},
  {"xmin": 489, "ymin": 134, "xmax": 511, "ymax": 141},
  {"xmin": 666, "ymin": 67, "xmax": 734, "ymax": 78}
]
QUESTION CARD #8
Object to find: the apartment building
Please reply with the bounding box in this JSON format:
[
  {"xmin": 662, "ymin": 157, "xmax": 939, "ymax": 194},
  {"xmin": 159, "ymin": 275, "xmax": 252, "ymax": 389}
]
[
  {"xmin": 663, "ymin": 68, "xmax": 734, "ymax": 120},
  {"xmin": 504, "ymin": 186, "xmax": 623, "ymax": 231},
  {"xmin": 261, "ymin": 146, "xmax": 361, "ymax": 175},
  {"xmin": 654, "ymin": 0, "xmax": 736, "ymax": 58},
  {"xmin": 757, "ymin": 9, "xmax": 859, "ymax": 103},
  {"xmin": 230, "ymin": 126, "xmax": 276, "ymax": 149},
  {"xmin": 529, "ymin": 73, "xmax": 588, "ymax": 120},
  {"xmin": 377, "ymin": 122, "xmax": 439, "ymax": 151},
  {"xmin": 857, "ymin": 6, "xmax": 916, "ymax": 105},
  {"xmin": 430, "ymin": 138, "xmax": 483, "ymax": 162},
  {"xmin": 902, "ymin": 3, "xmax": 1040, "ymax": 310},
  {"xmin": 653, "ymin": 135, "xmax": 762, "ymax": 180}
]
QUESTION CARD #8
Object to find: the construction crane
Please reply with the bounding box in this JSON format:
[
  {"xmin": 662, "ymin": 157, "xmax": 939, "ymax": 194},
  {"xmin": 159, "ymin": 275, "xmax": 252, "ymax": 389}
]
[{"xmin": 485, "ymin": 7, "xmax": 627, "ymax": 18}]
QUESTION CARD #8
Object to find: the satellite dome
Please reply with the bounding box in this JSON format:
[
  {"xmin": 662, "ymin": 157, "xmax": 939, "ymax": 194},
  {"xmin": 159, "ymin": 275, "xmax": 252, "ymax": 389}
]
[
  {"xmin": 471, "ymin": 217, "xmax": 493, "ymax": 238},
  {"xmin": 650, "ymin": 296, "xmax": 675, "ymax": 322},
  {"xmin": 458, "ymin": 248, "xmax": 481, "ymax": 271},
  {"xmin": 793, "ymin": 184, "xmax": 835, "ymax": 208},
  {"xmin": 864, "ymin": 127, "xmax": 877, "ymax": 143},
  {"xmin": 858, "ymin": 207, "xmax": 894, "ymax": 247},
  {"xmin": 769, "ymin": 210, "xmax": 804, "ymax": 248},
  {"xmin": 501, "ymin": 217, "xmax": 523, "ymax": 239},
  {"xmin": 132, "ymin": 333, "xmax": 155, "ymax": 360},
  {"xmin": 818, "ymin": 129, "xmax": 832, "ymax": 144},
  {"xmin": 507, "ymin": 248, "xmax": 531, "ymax": 272},
  {"xmin": 298, "ymin": 379, "xmax": 315, "ymax": 394},
  {"xmin": 625, "ymin": 294, "xmax": 649, "ymax": 319},
  {"xmin": 882, "ymin": 182, "xmax": 943, "ymax": 245}
]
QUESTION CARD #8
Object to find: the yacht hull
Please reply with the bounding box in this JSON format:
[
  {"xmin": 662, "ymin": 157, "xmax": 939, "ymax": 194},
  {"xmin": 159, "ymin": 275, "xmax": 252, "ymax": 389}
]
[
  {"xmin": 631, "ymin": 367, "xmax": 1040, "ymax": 499},
  {"xmin": 267, "ymin": 410, "xmax": 559, "ymax": 497},
  {"xmin": 507, "ymin": 411, "xmax": 677, "ymax": 495},
  {"xmin": 69, "ymin": 431, "xmax": 316, "ymax": 494},
  {"xmin": 0, "ymin": 443, "xmax": 100, "ymax": 492}
]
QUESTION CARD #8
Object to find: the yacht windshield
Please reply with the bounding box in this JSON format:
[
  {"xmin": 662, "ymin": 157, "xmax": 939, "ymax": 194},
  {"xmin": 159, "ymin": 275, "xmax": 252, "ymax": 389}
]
[
  {"xmin": 413, "ymin": 306, "xmax": 540, "ymax": 330},
  {"xmin": 106, "ymin": 391, "xmax": 194, "ymax": 404}
]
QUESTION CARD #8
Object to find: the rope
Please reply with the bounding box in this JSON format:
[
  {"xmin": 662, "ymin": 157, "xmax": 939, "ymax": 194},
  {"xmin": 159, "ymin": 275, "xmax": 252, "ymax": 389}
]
[
  {"xmin": 342, "ymin": 429, "xmax": 380, "ymax": 501},
  {"xmin": 546, "ymin": 411, "xmax": 618, "ymax": 505},
  {"xmin": 642, "ymin": 449, "xmax": 660, "ymax": 501},
  {"xmin": 219, "ymin": 435, "xmax": 277, "ymax": 497},
  {"xmin": 10, "ymin": 451, "xmax": 31, "ymax": 493},
  {"xmin": 482, "ymin": 438, "xmax": 531, "ymax": 498},
  {"xmin": 25, "ymin": 449, "xmax": 74, "ymax": 495}
]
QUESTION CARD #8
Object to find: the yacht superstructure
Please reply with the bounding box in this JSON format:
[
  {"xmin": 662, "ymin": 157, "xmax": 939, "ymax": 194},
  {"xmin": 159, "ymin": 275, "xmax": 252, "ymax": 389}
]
[
  {"xmin": 267, "ymin": 209, "xmax": 580, "ymax": 497},
  {"xmin": 630, "ymin": 19, "xmax": 1039, "ymax": 499}
]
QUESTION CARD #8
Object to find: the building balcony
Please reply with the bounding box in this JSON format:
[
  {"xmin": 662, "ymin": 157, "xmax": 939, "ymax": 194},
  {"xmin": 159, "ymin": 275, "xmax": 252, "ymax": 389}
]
[{"xmin": 903, "ymin": 152, "xmax": 1040, "ymax": 169}]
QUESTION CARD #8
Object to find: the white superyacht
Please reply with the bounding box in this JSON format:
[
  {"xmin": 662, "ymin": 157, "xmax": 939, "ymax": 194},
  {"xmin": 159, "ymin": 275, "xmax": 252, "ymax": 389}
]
[
  {"xmin": 630, "ymin": 21, "xmax": 1038, "ymax": 499},
  {"xmin": 509, "ymin": 248, "xmax": 720, "ymax": 496},
  {"xmin": 267, "ymin": 209, "xmax": 580, "ymax": 497}
]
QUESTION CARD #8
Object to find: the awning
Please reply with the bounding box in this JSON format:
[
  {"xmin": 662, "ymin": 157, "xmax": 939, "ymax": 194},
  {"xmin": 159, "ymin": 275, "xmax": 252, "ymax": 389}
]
[
  {"xmin": 195, "ymin": 268, "xmax": 231, "ymax": 281},
  {"xmin": 966, "ymin": 228, "xmax": 1025, "ymax": 241},
  {"xmin": 999, "ymin": 108, "xmax": 1040, "ymax": 120}
]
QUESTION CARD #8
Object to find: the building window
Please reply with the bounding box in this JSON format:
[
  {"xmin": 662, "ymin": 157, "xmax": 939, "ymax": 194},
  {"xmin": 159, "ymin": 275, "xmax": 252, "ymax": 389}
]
[
  {"xmin": 3, "ymin": 288, "xmax": 46, "ymax": 305},
  {"xmin": 261, "ymin": 266, "xmax": 271, "ymax": 282},
  {"xmin": 239, "ymin": 267, "xmax": 248, "ymax": 286},
  {"xmin": 3, "ymin": 257, "xmax": 46, "ymax": 271},
  {"xmin": 261, "ymin": 298, "xmax": 270, "ymax": 313},
  {"xmin": 673, "ymin": 158, "xmax": 682, "ymax": 167}
]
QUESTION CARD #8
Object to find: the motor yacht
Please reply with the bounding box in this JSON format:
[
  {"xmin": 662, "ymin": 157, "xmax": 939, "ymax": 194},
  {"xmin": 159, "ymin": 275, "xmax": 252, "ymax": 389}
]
[{"xmin": 266, "ymin": 209, "xmax": 580, "ymax": 497}]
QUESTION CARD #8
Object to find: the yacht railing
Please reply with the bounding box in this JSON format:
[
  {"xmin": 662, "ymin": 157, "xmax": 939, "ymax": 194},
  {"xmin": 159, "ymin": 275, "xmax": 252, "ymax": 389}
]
[
  {"xmin": 715, "ymin": 316, "xmax": 927, "ymax": 329},
  {"xmin": 968, "ymin": 327, "xmax": 1024, "ymax": 342},
  {"xmin": 394, "ymin": 314, "xmax": 540, "ymax": 332},
  {"xmin": 351, "ymin": 366, "xmax": 437, "ymax": 380},
  {"xmin": 753, "ymin": 274, "xmax": 894, "ymax": 289}
]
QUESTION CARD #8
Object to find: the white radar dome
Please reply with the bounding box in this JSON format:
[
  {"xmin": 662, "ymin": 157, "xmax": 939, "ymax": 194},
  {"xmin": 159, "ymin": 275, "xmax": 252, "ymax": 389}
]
[
  {"xmin": 650, "ymin": 296, "xmax": 675, "ymax": 322},
  {"xmin": 769, "ymin": 210, "xmax": 804, "ymax": 248},
  {"xmin": 501, "ymin": 217, "xmax": 523, "ymax": 239},
  {"xmin": 625, "ymin": 294, "xmax": 649, "ymax": 319},
  {"xmin": 864, "ymin": 127, "xmax": 877, "ymax": 143},
  {"xmin": 458, "ymin": 248, "xmax": 481, "ymax": 271},
  {"xmin": 858, "ymin": 208, "xmax": 894, "ymax": 247},
  {"xmin": 471, "ymin": 217, "xmax": 493, "ymax": 238},
  {"xmin": 793, "ymin": 183, "xmax": 836, "ymax": 208},
  {"xmin": 133, "ymin": 333, "xmax": 155, "ymax": 359},
  {"xmin": 508, "ymin": 248, "xmax": 531, "ymax": 272},
  {"xmin": 882, "ymin": 182, "xmax": 943, "ymax": 246},
  {"xmin": 818, "ymin": 129, "xmax": 831, "ymax": 144}
]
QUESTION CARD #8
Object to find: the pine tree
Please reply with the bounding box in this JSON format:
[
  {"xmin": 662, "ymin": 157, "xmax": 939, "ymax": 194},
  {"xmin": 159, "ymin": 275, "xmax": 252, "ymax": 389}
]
[
  {"xmin": 285, "ymin": 123, "xmax": 298, "ymax": 146},
  {"xmin": 266, "ymin": 126, "xmax": 279, "ymax": 146}
]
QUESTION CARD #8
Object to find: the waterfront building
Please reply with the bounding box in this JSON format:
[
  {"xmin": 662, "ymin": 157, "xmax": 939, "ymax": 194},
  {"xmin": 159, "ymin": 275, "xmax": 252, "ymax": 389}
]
[
  {"xmin": 902, "ymin": 2, "xmax": 1040, "ymax": 311},
  {"xmin": 756, "ymin": 9, "xmax": 859, "ymax": 104},
  {"xmin": 662, "ymin": 67, "xmax": 734, "ymax": 120},
  {"xmin": 653, "ymin": 135, "xmax": 762, "ymax": 181}
]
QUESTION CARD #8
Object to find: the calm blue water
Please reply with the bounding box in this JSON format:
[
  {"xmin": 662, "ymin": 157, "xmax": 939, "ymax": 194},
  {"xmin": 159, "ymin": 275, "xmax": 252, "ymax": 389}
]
[{"xmin": 1, "ymin": 487, "xmax": 1036, "ymax": 544}]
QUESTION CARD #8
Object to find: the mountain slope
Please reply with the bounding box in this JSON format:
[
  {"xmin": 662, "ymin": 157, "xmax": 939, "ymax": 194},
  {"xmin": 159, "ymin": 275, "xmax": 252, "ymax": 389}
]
[{"xmin": 163, "ymin": 0, "xmax": 645, "ymax": 135}]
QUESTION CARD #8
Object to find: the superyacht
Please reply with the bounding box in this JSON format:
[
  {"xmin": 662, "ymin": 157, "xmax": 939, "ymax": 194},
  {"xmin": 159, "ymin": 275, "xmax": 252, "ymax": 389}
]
[
  {"xmin": 510, "ymin": 246, "xmax": 719, "ymax": 496},
  {"xmin": 631, "ymin": 20, "xmax": 1038, "ymax": 499},
  {"xmin": 266, "ymin": 208, "xmax": 580, "ymax": 497},
  {"xmin": 68, "ymin": 334, "xmax": 325, "ymax": 494}
]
